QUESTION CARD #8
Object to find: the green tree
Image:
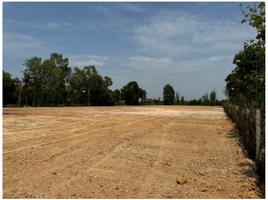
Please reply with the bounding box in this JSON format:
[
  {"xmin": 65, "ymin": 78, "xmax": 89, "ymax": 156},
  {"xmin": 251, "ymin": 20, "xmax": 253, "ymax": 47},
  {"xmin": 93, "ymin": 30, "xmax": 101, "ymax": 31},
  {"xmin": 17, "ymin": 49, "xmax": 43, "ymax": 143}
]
[
  {"xmin": 21, "ymin": 56, "xmax": 42, "ymax": 106},
  {"xmin": 231, "ymin": 2, "xmax": 266, "ymax": 108},
  {"xmin": 50, "ymin": 67, "xmax": 64, "ymax": 106},
  {"xmin": 121, "ymin": 81, "xmax": 146, "ymax": 105},
  {"xmin": 210, "ymin": 89, "xmax": 217, "ymax": 105},
  {"xmin": 181, "ymin": 96, "xmax": 184, "ymax": 105},
  {"xmin": 225, "ymin": 44, "xmax": 264, "ymax": 107},
  {"xmin": 202, "ymin": 92, "xmax": 209, "ymax": 105},
  {"xmin": 189, "ymin": 99, "xmax": 197, "ymax": 105},
  {"xmin": 90, "ymin": 74, "xmax": 114, "ymax": 106},
  {"xmin": 163, "ymin": 84, "xmax": 175, "ymax": 105},
  {"xmin": 38, "ymin": 59, "xmax": 54, "ymax": 106},
  {"xmin": 70, "ymin": 67, "xmax": 84, "ymax": 105},
  {"xmin": 21, "ymin": 72, "xmax": 32, "ymax": 106},
  {"xmin": 175, "ymin": 91, "xmax": 180, "ymax": 105},
  {"xmin": 50, "ymin": 53, "xmax": 71, "ymax": 106},
  {"xmin": 239, "ymin": 2, "xmax": 265, "ymax": 45},
  {"xmin": 197, "ymin": 98, "xmax": 202, "ymax": 105},
  {"xmin": 17, "ymin": 52, "xmax": 117, "ymax": 107},
  {"xmin": 3, "ymin": 71, "xmax": 19, "ymax": 106},
  {"xmin": 83, "ymin": 65, "xmax": 98, "ymax": 106},
  {"xmin": 112, "ymin": 89, "xmax": 121, "ymax": 102}
]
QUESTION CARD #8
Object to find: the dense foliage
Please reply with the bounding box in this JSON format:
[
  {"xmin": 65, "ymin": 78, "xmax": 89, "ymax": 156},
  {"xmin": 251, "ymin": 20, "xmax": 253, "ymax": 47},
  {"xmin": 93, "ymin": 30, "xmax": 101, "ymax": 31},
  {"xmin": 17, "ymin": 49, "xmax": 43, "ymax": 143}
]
[
  {"xmin": 120, "ymin": 81, "xmax": 146, "ymax": 105},
  {"xmin": 225, "ymin": 2, "xmax": 265, "ymax": 109},
  {"xmin": 3, "ymin": 71, "xmax": 20, "ymax": 106},
  {"xmin": 3, "ymin": 53, "xmax": 121, "ymax": 107},
  {"xmin": 224, "ymin": 2, "xmax": 265, "ymax": 182},
  {"xmin": 163, "ymin": 84, "xmax": 175, "ymax": 105}
]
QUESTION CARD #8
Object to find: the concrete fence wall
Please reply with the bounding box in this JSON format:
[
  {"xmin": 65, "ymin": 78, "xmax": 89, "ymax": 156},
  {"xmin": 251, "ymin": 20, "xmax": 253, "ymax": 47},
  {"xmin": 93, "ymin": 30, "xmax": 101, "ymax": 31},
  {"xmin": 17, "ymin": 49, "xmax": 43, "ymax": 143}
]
[{"xmin": 228, "ymin": 104, "xmax": 262, "ymax": 161}]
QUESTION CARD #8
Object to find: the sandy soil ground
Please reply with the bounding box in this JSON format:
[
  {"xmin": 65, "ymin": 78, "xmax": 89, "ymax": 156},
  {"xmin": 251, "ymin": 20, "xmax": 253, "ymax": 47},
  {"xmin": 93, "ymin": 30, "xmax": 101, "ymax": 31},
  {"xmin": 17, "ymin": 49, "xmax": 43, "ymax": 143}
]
[{"xmin": 2, "ymin": 106, "xmax": 264, "ymax": 199}]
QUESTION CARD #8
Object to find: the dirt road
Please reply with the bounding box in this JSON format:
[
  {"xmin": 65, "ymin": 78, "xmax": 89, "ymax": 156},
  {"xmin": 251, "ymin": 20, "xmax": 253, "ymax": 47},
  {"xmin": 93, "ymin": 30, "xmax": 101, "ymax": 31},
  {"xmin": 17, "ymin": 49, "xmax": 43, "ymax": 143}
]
[{"xmin": 2, "ymin": 106, "xmax": 263, "ymax": 198}]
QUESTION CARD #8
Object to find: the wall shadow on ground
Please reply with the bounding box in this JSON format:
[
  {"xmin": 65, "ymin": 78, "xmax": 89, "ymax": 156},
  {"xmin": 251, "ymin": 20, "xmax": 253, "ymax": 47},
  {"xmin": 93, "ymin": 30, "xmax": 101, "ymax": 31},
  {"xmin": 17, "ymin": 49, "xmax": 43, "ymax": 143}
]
[{"xmin": 225, "ymin": 126, "xmax": 265, "ymax": 198}]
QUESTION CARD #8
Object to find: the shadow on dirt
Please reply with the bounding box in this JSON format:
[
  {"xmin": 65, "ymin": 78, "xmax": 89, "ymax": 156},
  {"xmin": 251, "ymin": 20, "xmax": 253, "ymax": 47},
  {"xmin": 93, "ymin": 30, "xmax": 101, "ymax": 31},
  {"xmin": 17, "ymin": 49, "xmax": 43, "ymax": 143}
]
[
  {"xmin": 3, "ymin": 112, "xmax": 12, "ymax": 115},
  {"xmin": 225, "ymin": 126, "xmax": 265, "ymax": 198}
]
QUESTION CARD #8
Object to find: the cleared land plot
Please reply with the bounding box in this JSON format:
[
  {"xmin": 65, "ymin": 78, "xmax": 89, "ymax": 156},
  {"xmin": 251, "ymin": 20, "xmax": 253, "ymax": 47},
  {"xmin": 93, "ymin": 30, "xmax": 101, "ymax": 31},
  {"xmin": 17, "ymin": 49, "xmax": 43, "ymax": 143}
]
[{"xmin": 2, "ymin": 106, "xmax": 262, "ymax": 199}]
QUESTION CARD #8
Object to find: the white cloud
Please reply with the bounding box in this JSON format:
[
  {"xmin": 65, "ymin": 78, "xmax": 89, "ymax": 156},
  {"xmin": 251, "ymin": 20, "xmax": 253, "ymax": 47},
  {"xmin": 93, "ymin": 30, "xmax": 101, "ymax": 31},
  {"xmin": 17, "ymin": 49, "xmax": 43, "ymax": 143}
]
[
  {"xmin": 96, "ymin": 6, "xmax": 109, "ymax": 14},
  {"xmin": 3, "ymin": 32, "xmax": 56, "ymax": 58},
  {"xmin": 4, "ymin": 14, "xmax": 133, "ymax": 35},
  {"xmin": 132, "ymin": 10, "xmax": 256, "ymax": 57},
  {"xmin": 68, "ymin": 54, "xmax": 117, "ymax": 68},
  {"xmin": 4, "ymin": 19, "xmax": 76, "ymax": 31},
  {"xmin": 42, "ymin": 21, "xmax": 75, "ymax": 30},
  {"xmin": 176, "ymin": 55, "xmax": 233, "ymax": 72},
  {"xmin": 3, "ymin": 32, "xmax": 59, "ymax": 79},
  {"xmin": 70, "ymin": 60, "xmax": 105, "ymax": 67},
  {"xmin": 122, "ymin": 56, "xmax": 172, "ymax": 70},
  {"xmin": 4, "ymin": 32, "xmax": 45, "ymax": 44},
  {"xmin": 121, "ymin": 54, "xmax": 233, "ymax": 73},
  {"xmin": 118, "ymin": 3, "xmax": 143, "ymax": 12}
]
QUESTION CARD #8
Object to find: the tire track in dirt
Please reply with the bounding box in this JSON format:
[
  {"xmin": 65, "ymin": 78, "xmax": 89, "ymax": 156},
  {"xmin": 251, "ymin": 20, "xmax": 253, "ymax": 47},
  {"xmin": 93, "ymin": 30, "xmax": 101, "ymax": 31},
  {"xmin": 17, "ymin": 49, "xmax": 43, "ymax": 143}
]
[
  {"xmin": 3, "ymin": 114, "xmax": 138, "ymax": 143},
  {"xmin": 3, "ymin": 116, "xmax": 165, "ymax": 198},
  {"xmin": 68, "ymin": 117, "xmax": 166, "ymax": 179},
  {"xmin": 4, "ymin": 106, "xmax": 263, "ymax": 199},
  {"xmin": 3, "ymin": 115, "xmax": 151, "ymax": 154},
  {"xmin": 136, "ymin": 120, "xmax": 175, "ymax": 196},
  {"xmin": 3, "ymin": 114, "xmax": 156, "ymax": 197}
]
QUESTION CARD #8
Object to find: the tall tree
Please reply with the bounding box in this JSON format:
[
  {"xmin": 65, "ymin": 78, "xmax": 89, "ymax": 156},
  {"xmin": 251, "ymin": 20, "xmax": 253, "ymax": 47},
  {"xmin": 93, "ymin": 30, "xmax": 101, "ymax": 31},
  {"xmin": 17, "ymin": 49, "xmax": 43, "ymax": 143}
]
[
  {"xmin": 121, "ymin": 81, "xmax": 146, "ymax": 105},
  {"xmin": 225, "ymin": 44, "xmax": 264, "ymax": 106},
  {"xmin": 229, "ymin": 2, "xmax": 266, "ymax": 108},
  {"xmin": 163, "ymin": 84, "xmax": 175, "ymax": 105},
  {"xmin": 38, "ymin": 59, "xmax": 54, "ymax": 106},
  {"xmin": 83, "ymin": 65, "xmax": 98, "ymax": 106},
  {"xmin": 21, "ymin": 57, "xmax": 42, "ymax": 106},
  {"xmin": 70, "ymin": 67, "xmax": 84, "ymax": 105},
  {"xmin": 50, "ymin": 53, "xmax": 71, "ymax": 105},
  {"xmin": 111, "ymin": 89, "xmax": 121, "ymax": 102},
  {"xmin": 202, "ymin": 92, "xmax": 209, "ymax": 104},
  {"xmin": 210, "ymin": 89, "xmax": 217, "ymax": 105},
  {"xmin": 3, "ymin": 71, "xmax": 18, "ymax": 106},
  {"xmin": 49, "ymin": 67, "xmax": 64, "ymax": 106},
  {"xmin": 181, "ymin": 96, "xmax": 185, "ymax": 105},
  {"xmin": 175, "ymin": 91, "xmax": 180, "ymax": 105}
]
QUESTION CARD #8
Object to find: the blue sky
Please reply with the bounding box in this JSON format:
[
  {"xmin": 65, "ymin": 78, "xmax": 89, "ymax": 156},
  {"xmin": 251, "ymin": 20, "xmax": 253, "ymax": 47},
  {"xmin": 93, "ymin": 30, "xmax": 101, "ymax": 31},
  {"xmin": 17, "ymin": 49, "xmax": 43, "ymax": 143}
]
[{"xmin": 3, "ymin": 2, "xmax": 257, "ymax": 100}]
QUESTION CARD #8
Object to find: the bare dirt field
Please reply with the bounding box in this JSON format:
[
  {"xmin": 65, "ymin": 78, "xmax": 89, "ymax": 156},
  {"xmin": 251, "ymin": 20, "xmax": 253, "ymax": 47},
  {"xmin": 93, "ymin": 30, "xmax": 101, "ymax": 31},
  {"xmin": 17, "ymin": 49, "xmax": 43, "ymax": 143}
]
[{"xmin": 2, "ymin": 106, "xmax": 264, "ymax": 199}]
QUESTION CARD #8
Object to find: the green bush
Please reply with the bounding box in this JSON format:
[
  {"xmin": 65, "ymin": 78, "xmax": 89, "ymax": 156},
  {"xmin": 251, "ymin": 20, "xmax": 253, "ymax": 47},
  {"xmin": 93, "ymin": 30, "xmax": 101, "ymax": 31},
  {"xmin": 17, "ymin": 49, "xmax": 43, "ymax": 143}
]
[{"xmin": 115, "ymin": 101, "xmax": 126, "ymax": 106}]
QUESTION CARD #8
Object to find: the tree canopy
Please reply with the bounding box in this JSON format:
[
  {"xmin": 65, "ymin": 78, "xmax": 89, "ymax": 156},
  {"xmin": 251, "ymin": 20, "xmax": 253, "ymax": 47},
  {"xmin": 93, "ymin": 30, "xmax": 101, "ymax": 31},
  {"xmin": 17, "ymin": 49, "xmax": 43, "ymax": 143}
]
[
  {"xmin": 4, "ymin": 53, "xmax": 117, "ymax": 107},
  {"xmin": 3, "ymin": 71, "xmax": 19, "ymax": 106},
  {"xmin": 120, "ymin": 81, "xmax": 147, "ymax": 105},
  {"xmin": 225, "ymin": 2, "xmax": 265, "ymax": 108},
  {"xmin": 163, "ymin": 84, "xmax": 175, "ymax": 105}
]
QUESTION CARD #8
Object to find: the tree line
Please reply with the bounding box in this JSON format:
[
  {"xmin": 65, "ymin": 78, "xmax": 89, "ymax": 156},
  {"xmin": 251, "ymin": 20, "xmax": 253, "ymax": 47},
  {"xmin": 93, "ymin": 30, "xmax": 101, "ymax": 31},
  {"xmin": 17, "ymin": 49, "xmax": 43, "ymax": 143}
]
[
  {"xmin": 3, "ymin": 52, "xmax": 225, "ymax": 107},
  {"xmin": 224, "ymin": 2, "xmax": 265, "ymax": 110},
  {"xmin": 4, "ymin": 61, "xmax": 225, "ymax": 107},
  {"xmin": 3, "ymin": 53, "xmax": 148, "ymax": 107},
  {"xmin": 158, "ymin": 84, "xmax": 222, "ymax": 106},
  {"xmin": 4, "ymin": 53, "xmax": 117, "ymax": 107}
]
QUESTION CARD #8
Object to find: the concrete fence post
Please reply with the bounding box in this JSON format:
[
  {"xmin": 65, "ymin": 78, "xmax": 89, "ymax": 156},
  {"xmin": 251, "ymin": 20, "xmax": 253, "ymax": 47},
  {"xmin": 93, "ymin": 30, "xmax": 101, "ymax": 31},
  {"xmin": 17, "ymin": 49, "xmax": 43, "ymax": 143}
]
[{"xmin": 256, "ymin": 110, "xmax": 261, "ymax": 160}]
